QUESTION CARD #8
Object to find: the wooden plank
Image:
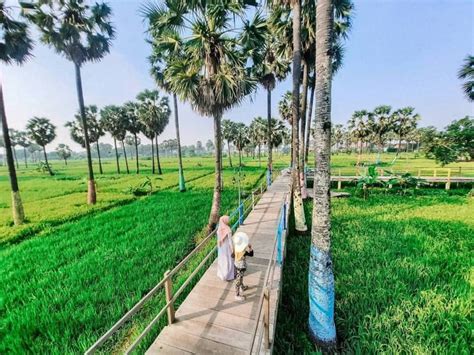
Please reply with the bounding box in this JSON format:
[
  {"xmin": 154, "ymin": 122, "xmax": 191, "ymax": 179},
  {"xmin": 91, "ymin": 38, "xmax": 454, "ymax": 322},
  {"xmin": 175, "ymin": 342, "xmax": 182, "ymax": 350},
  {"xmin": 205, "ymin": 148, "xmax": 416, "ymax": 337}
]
[
  {"xmin": 146, "ymin": 340, "xmax": 191, "ymax": 354},
  {"xmin": 158, "ymin": 327, "xmax": 247, "ymax": 355}
]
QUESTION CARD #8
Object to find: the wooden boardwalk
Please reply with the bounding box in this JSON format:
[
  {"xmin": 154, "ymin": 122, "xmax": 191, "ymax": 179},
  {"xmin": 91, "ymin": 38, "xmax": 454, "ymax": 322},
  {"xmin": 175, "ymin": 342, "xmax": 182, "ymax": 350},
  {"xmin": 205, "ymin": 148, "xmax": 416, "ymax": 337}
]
[{"xmin": 146, "ymin": 172, "xmax": 291, "ymax": 354}]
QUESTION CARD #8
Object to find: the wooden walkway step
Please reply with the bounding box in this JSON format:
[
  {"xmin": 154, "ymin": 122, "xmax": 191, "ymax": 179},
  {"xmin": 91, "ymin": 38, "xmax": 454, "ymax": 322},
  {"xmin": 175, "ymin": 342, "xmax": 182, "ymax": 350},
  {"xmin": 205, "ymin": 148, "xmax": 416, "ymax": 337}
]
[{"xmin": 146, "ymin": 172, "xmax": 291, "ymax": 354}]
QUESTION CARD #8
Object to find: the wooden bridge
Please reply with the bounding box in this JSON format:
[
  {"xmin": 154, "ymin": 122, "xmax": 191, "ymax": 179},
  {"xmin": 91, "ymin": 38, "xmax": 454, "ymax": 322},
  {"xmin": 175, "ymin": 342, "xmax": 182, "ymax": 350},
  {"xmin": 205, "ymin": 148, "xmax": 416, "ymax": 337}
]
[
  {"xmin": 146, "ymin": 171, "xmax": 291, "ymax": 354},
  {"xmin": 86, "ymin": 171, "xmax": 291, "ymax": 355}
]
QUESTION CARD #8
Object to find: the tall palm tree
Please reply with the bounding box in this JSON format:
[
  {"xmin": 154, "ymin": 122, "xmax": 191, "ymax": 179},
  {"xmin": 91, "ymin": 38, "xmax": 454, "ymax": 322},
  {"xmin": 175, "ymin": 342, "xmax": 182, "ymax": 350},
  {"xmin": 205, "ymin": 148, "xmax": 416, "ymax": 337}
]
[
  {"xmin": 331, "ymin": 124, "xmax": 344, "ymax": 153},
  {"xmin": 369, "ymin": 105, "xmax": 394, "ymax": 163},
  {"xmin": 55, "ymin": 143, "xmax": 72, "ymax": 165},
  {"xmin": 9, "ymin": 129, "xmax": 20, "ymax": 169},
  {"xmin": 15, "ymin": 131, "xmax": 30, "ymax": 168},
  {"xmin": 393, "ymin": 107, "xmax": 420, "ymax": 157},
  {"xmin": 144, "ymin": 1, "xmax": 260, "ymax": 232},
  {"xmin": 123, "ymin": 101, "xmax": 142, "ymax": 174},
  {"xmin": 136, "ymin": 89, "xmax": 170, "ymax": 175},
  {"xmin": 26, "ymin": 117, "xmax": 56, "ymax": 176},
  {"xmin": 148, "ymin": 31, "xmax": 187, "ymax": 190},
  {"xmin": 233, "ymin": 123, "xmax": 249, "ymax": 167},
  {"xmin": 290, "ymin": 0, "xmax": 307, "ymax": 232},
  {"xmin": 67, "ymin": 105, "xmax": 105, "ymax": 174},
  {"xmin": 0, "ymin": 0, "xmax": 28, "ymax": 225},
  {"xmin": 458, "ymin": 55, "xmax": 473, "ymax": 102},
  {"xmin": 246, "ymin": 12, "xmax": 290, "ymax": 181},
  {"xmin": 348, "ymin": 110, "xmax": 371, "ymax": 165},
  {"xmin": 249, "ymin": 117, "xmax": 267, "ymax": 167},
  {"xmin": 222, "ymin": 119, "xmax": 237, "ymax": 167},
  {"xmin": 25, "ymin": 0, "xmax": 115, "ymax": 204},
  {"xmin": 309, "ymin": 0, "xmax": 336, "ymax": 349},
  {"xmin": 278, "ymin": 91, "xmax": 294, "ymax": 163},
  {"xmin": 100, "ymin": 105, "xmax": 123, "ymax": 174}
]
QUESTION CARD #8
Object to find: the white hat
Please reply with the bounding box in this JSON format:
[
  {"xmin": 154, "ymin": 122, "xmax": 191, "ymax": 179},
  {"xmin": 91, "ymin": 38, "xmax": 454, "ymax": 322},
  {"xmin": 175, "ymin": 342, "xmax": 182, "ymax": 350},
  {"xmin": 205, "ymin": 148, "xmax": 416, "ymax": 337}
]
[{"xmin": 233, "ymin": 232, "xmax": 249, "ymax": 253}]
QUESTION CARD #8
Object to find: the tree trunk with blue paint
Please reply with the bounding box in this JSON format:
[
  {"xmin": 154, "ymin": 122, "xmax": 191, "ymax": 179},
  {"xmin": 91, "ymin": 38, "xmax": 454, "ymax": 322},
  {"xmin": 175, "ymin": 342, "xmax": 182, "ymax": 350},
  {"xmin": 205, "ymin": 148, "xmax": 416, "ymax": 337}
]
[{"xmin": 310, "ymin": 0, "xmax": 337, "ymax": 350}]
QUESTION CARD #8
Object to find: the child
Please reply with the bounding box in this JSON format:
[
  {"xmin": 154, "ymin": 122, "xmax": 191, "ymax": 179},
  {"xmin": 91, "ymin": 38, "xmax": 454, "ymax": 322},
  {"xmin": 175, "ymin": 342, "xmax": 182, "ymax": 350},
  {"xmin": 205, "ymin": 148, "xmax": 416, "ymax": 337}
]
[{"xmin": 232, "ymin": 232, "xmax": 254, "ymax": 301}]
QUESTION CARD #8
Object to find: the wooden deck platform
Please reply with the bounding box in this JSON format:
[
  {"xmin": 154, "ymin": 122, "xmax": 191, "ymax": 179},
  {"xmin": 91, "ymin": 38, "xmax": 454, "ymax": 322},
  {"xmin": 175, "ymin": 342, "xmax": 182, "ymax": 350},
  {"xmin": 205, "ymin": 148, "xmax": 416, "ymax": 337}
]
[{"xmin": 146, "ymin": 171, "xmax": 292, "ymax": 354}]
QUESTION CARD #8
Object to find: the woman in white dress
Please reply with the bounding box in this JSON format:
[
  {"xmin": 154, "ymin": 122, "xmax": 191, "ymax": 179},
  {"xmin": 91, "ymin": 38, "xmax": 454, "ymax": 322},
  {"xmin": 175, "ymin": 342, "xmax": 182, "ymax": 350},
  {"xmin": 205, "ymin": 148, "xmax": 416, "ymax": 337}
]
[{"xmin": 216, "ymin": 215, "xmax": 235, "ymax": 281}]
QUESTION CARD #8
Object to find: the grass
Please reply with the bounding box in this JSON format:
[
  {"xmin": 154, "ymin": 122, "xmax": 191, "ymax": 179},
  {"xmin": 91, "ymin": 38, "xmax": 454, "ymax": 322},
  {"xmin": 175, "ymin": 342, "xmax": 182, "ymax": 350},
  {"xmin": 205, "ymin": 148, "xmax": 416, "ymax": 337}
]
[
  {"xmin": 275, "ymin": 190, "xmax": 473, "ymax": 354},
  {"xmin": 0, "ymin": 164, "xmax": 270, "ymax": 353}
]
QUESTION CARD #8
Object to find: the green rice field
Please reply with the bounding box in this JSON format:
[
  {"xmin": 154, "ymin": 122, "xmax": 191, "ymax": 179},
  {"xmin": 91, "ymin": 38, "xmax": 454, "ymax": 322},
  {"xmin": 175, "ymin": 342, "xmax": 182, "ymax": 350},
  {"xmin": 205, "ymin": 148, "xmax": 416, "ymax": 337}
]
[{"xmin": 275, "ymin": 190, "xmax": 473, "ymax": 354}]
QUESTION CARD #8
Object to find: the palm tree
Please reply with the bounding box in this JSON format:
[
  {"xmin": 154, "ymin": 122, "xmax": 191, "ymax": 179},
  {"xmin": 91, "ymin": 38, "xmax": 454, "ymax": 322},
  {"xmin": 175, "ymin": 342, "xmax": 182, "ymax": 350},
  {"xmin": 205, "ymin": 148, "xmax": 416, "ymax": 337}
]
[
  {"xmin": 233, "ymin": 123, "xmax": 250, "ymax": 167},
  {"xmin": 278, "ymin": 91, "xmax": 294, "ymax": 163},
  {"xmin": 222, "ymin": 119, "xmax": 237, "ymax": 167},
  {"xmin": 144, "ymin": 1, "xmax": 260, "ymax": 232},
  {"xmin": 67, "ymin": 105, "xmax": 105, "ymax": 174},
  {"xmin": 369, "ymin": 105, "xmax": 394, "ymax": 163},
  {"xmin": 348, "ymin": 110, "xmax": 371, "ymax": 165},
  {"xmin": 15, "ymin": 131, "xmax": 30, "ymax": 168},
  {"xmin": 55, "ymin": 144, "xmax": 72, "ymax": 165},
  {"xmin": 249, "ymin": 117, "xmax": 267, "ymax": 167},
  {"xmin": 148, "ymin": 30, "xmax": 187, "ymax": 190},
  {"xmin": 309, "ymin": 0, "xmax": 337, "ymax": 349},
  {"xmin": 393, "ymin": 107, "xmax": 420, "ymax": 157},
  {"xmin": 1, "ymin": 2, "xmax": 32, "ymax": 224},
  {"xmin": 137, "ymin": 89, "xmax": 170, "ymax": 175},
  {"xmin": 100, "ymin": 105, "xmax": 123, "ymax": 174},
  {"xmin": 9, "ymin": 129, "xmax": 20, "ymax": 169},
  {"xmin": 289, "ymin": 0, "xmax": 307, "ymax": 231},
  {"xmin": 123, "ymin": 101, "xmax": 142, "ymax": 173},
  {"xmin": 25, "ymin": 0, "xmax": 115, "ymax": 204},
  {"xmin": 26, "ymin": 117, "xmax": 56, "ymax": 176},
  {"xmin": 458, "ymin": 55, "xmax": 473, "ymax": 101},
  {"xmin": 247, "ymin": 12, "xmax": 290, "ymax": 181},
  {"xmin": 331, "ymin": 124, "xmax": 344, "ymax": 153}
]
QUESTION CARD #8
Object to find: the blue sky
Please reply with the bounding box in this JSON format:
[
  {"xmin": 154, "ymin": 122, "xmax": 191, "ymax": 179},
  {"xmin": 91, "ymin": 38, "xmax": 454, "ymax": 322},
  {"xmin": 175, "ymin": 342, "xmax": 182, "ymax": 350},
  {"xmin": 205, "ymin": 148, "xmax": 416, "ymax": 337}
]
[{"xmin": 3, "ymin": 0, "xmax": 473, "ymax": 150}]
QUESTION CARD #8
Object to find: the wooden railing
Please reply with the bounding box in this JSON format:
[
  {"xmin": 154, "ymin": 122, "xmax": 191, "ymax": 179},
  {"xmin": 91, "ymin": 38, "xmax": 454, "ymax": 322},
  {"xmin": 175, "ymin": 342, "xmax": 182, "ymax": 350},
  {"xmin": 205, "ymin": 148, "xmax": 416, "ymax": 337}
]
[
  {"xmin": 85, "ymin": 176, "xmax": 273, "ymax": 354},
  {"xmin": 249, "ymin": 190, "xmax": 291, "ymax": 354}
]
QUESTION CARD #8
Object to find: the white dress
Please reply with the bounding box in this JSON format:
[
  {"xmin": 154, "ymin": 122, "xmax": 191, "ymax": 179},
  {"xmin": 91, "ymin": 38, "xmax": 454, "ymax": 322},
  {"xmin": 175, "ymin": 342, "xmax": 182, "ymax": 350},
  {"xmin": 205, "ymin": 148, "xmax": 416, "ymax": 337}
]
[{"xmin": 217, "ymin": 233, "xmax": 235, "ymax": 281}]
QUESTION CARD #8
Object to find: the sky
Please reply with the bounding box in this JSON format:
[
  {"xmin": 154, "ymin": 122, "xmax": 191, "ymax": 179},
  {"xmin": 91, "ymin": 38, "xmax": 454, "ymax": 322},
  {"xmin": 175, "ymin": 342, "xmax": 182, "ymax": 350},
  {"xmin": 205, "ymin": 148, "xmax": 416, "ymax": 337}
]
[{"xmin": 3, "ymin": 0, "xmax": 473, "ymax": 151}]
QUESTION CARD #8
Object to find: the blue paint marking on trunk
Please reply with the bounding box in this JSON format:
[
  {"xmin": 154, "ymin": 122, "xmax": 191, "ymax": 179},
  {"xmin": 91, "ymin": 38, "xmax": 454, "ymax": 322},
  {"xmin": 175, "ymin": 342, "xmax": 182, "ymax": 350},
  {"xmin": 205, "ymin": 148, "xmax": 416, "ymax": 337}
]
[
  {"xmin": 266, "ymin": 169, "xmax": 272, "ymax": 187},
  {"xmin": 308, "ymin": 244, "xmax": 336, "ymax": 342}
]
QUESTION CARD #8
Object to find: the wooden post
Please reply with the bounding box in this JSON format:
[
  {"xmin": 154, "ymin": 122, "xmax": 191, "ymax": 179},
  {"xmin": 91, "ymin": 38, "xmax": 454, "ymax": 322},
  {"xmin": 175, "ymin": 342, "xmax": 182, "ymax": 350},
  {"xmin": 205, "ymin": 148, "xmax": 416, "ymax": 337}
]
[
  {"xmin": 446, "ymin": 168, "xmax": 451, "ymax": 190},
  {"xmin": 252, "ymin": 191, "xmax": 255, "ymax": 207},
  {"xmin": 417, "ymin": 169, "xmax": 421, "ymax": 177},
  {"xmin": 459, "ymin": 167, "xmax": 462, "ymax": 176},
  {"xmin": 433, "ymin": 169, "xmax": 437, "ymax": 178},
  {"xmin": 264, "ymin": 287, "xmax": 270, "ymax": 349},
  {"xmin": 380, "ymin": 169, "xmax": 384, "ymax": 177},
  {"xmin": 164, "ymin": 270, "xmax": 175, "ymax": 325}
]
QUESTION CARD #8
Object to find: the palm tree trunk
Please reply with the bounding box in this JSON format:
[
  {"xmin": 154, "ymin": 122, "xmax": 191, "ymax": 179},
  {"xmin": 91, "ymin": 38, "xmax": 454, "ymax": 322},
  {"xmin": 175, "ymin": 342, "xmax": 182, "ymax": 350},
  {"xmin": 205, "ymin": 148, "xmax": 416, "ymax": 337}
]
[
  {"xmin": 150, "ymin": 137, "xmax": 155, "ymax": 174},
  {"xmin": 96, "ymin": 141, "xmax": 103, "ymax": 174},
  {"xmin": 121, "ymin": 140, "xmax": 129, "ymax": 174},
  {"xmin": 396, "ymin": 135, "xmax": 402, "ymax": 156},
  {"xmin": 309, "ymin": 0, "xmax": 336, "ymax": 349},
  {"xmin": 227, "ymin": 140, "xmax": 233, "ymax": 167},
  {"xmin": 113, "ymin": 138, "xmax": 120, "ymax": 174},
  {"xmin": 0, "ymin": 80, "xmax": 25, "ymax": 225},
  {"xmin": 155, "ymin": 136, "xmax": 162, "ymax": 175},
  {"xmin": 239, "ymin": 148, "xmax": 242, "ymax": 167},
  {"xmin": 74, "ymin": 63, "xmax": 96, "ymax": 204},
  {"xmin": 42, "ymin": 146, "xmax": 53, "ymax": 176},
  {"xmin": 267, "ymin": 88, "xmax": 273, "ymax": 183},
  {"xmin": 207, "ymin": 113, "xmax": 222, "ymax": 233},
  {"xmin": 13, "ymin": 147, "xmax": 18, "ymax": 169},
  {"xmin": 291, "ymin": 0, "xmax": 307, "ymax": 232},
  {"xmin": 300, "ymin": 58, "xmax": 309, "ymax": 169},
  {"xmin": 173, "ymin": 94, "xmax": 186, "ymax": 191},
  {"xmin": 23, "ymin": 147, "xmax": 28, "ymax": 168},
  {"xmin": 134, "ymin": 133, "xmax": 139, "ymax": 173},
  {"xmin": 305, "ymin": 78, "xmax": 316, "ymax": 163},
  {"xmin": 64, "ymin": 158, "xmax": 67, "ymax": 166},
  {"xmin": 258, "ymin": 144, "xmax": 261, "ymax": 167},
  {"xmin": 357, "ymin": 139, "xmax": 362, "ymax": 165}
]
